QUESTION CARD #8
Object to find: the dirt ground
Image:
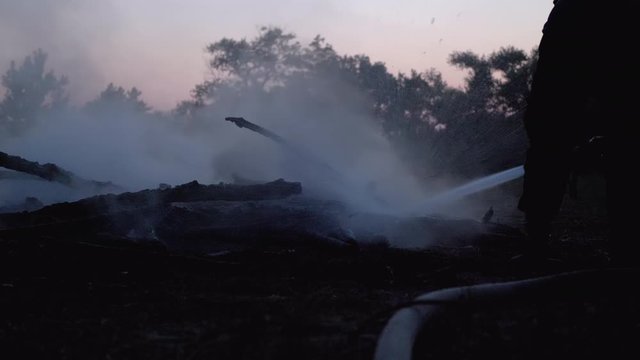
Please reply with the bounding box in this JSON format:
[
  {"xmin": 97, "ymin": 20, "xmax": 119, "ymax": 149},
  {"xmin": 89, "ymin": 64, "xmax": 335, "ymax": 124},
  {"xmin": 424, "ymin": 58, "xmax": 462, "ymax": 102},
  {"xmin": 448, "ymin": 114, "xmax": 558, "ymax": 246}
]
[{"xmin": 1, "ymin": 174, "xmax": 633, "ymax": 360}]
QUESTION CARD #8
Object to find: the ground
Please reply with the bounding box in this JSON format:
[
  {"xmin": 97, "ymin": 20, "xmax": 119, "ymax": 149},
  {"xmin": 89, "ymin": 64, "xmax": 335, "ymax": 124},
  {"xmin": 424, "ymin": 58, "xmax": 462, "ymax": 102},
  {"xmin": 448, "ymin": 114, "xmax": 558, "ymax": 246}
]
[{"xmin": 1, "ymin": 174, "xmax": 635, "ymax": 360}]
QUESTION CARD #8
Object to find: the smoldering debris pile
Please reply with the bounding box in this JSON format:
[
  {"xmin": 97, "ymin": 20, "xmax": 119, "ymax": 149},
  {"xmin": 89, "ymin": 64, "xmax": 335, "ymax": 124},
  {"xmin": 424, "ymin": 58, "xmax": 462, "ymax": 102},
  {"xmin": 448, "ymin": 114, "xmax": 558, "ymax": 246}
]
[
  {"xmin": 0, "ymin": 151, "xmax": 522, "ymax": 254},
  {"xmin": 0, "ymin": 163, "xmax": 315, "ymax": 252}
]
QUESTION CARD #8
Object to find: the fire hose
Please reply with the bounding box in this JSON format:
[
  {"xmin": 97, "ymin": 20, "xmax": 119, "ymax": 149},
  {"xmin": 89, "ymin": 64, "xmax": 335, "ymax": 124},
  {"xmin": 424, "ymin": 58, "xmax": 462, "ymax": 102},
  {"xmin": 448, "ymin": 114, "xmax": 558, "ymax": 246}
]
[{"xmin": 374, "ymin": 268, "xmax": 640, "ymax": 360}]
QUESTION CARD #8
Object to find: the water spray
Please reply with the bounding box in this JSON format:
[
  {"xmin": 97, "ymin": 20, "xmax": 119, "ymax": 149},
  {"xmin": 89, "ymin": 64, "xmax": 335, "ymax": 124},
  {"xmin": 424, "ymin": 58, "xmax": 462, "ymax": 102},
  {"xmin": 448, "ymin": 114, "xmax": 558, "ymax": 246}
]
[
  {"xmin": 416, "ymin": 165, "xmax": 525, "ymax": 214},
  {"xmin": 225, "ymin": 117, "xmax": 526, "ymax": 216}
]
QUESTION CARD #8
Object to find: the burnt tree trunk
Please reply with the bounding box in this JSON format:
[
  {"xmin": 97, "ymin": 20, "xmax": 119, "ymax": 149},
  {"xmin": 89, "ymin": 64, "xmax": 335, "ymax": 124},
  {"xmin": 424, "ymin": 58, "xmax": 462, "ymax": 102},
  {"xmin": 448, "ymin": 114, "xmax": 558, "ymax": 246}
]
[{"xmin": 0, "ymin": 150, "xmax": 119, "ymax": 191}]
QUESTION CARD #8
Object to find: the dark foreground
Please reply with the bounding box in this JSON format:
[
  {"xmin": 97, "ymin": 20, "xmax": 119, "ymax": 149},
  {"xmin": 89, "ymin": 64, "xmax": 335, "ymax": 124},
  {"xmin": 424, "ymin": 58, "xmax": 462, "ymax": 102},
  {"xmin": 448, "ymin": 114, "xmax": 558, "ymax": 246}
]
[{"xmin": 1, "ymin": 176, "xmax": 638, "ymax": 360}]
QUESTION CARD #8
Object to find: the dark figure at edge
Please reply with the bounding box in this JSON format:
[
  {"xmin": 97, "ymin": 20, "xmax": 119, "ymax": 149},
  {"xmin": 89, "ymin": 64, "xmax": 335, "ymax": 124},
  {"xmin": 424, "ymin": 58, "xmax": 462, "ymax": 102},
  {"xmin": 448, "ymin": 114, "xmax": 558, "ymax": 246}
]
[{"xmin": 519, "ymin": 0, "xmax": 638, "ymax": 263}]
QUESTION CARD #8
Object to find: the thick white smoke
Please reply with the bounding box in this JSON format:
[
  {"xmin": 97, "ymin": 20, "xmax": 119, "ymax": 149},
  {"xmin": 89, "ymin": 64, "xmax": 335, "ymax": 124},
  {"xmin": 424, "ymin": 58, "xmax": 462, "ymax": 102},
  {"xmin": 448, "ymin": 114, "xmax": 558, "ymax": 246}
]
[{"xmin": 1, "ymin": 72, "xmax": 434, "ymax": 221}]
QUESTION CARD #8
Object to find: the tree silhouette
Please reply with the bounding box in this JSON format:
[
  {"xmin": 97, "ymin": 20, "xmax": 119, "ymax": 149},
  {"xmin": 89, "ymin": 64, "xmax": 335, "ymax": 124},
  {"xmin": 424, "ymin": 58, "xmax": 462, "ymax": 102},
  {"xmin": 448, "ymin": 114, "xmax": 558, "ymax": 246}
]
[
  {"xmin": 490, "ymin": 47, "xmax": 537, "ymax": 114},
  {"xmin": 84, "ymin": 83, "xmax": 150, "ymax": 116},
  {"xmin": 0, "ymin": 49, "xmax": 68, "ymax": 136},
  {"xmin": 449, "ymin": 47, "xmax": 537, "ymax": 115},
  {"xmin": 449, "ymin": 51, "xmax": 495, "ymax": 115},
  {"xmin": 206, "ymin": 27, "xmax": 304, "ymax": 96},
  {"xmin": 177, "ymin": 27, "xmax": 538, "ymax": 178}
]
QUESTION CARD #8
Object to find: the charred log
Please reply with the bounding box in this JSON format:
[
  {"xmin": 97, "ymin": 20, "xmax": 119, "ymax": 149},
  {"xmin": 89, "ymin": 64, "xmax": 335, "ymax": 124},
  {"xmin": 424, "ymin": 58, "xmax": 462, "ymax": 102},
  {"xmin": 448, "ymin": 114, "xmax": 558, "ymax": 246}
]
[
  {"xmin": 225, "ymin": 117, "xmax": 287, "ymax": 145},
  {"xmin": 0, "ymin": 178, "xmax": 356, "ymax": 255},
  {"xmin": 0, "ymin": 150, "xmax": 121, "ymax": 192},
  {"xmin": 0, "ymin": 178, "xmax": 302, "ymax": 231}
]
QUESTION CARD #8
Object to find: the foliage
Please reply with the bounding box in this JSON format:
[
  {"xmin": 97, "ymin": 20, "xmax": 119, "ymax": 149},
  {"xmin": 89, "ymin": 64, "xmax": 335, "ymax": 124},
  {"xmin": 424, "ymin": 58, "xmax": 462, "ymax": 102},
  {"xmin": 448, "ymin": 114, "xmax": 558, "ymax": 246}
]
[
  {"xmin": 84, "ymin": 83, "xmax": 150, "ymax": 116},
  {"xmin": 0, "ymin": 49, "xmax": 68, "ymax": 136},
  {"xmin": 449, "ymin": 46, "xmax": 537, "ymax": 115},
  {"xmin": 177, "ymin": 27, "xmax": 538, "ymax": 178}
]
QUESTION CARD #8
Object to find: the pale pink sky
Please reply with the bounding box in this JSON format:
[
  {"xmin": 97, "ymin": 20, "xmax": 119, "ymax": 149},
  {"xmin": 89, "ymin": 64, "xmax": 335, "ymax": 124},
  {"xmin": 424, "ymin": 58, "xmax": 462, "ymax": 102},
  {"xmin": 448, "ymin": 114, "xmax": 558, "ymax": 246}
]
[{"xmin": 0, "ymin": 0, "xmax": 553, "ymax": 111}]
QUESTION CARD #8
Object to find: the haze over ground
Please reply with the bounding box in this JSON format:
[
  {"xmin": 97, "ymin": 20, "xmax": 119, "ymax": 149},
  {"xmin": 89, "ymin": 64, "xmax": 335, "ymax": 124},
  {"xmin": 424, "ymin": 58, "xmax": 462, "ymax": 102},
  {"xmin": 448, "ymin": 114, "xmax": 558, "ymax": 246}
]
[{"xmin": 0, "ymin": 0, "xmax": 553, "ymax": 110}]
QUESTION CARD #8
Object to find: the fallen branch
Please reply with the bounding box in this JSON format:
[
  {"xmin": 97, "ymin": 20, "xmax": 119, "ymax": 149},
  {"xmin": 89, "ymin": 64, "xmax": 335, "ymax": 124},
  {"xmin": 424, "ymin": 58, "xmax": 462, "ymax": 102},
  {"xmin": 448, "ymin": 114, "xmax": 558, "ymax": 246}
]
[
  {"xmin": 0, "ymin": 150, "xmax": 121, "ymax": 191},
  {"xmin": 0, "ymin": 178, "xmax": 303, "ymax": 231}
]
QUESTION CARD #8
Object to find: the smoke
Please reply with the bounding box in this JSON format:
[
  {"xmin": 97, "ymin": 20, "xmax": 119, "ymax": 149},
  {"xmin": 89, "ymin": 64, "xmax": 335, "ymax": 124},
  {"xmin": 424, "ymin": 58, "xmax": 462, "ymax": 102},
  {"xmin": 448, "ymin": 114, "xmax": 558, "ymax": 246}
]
[
  {"xmin": 186, "ymin": 74, "xmax": 434, "ymax": 215},
  {"xmin": 0, "ymin": 0, "xmax": 118, "ymax": 104},
  {"xmin": 6, "ymin": 116, "xmax": 205, "ymax": 184},
  {"xmin": 1, "ymin": 66, "xmax": 436, "ymax": 222},
  {"xmin": 0, "ymin": 18, "xmax": 504, "ymax": 248}
]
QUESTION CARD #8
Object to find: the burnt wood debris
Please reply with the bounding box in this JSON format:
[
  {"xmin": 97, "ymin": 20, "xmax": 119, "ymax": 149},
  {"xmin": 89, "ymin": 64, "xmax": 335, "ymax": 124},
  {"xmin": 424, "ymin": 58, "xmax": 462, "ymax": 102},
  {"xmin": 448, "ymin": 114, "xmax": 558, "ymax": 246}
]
[{"xmin": 1, "ymin": 150, "xmax": 121, "ymax": 192}]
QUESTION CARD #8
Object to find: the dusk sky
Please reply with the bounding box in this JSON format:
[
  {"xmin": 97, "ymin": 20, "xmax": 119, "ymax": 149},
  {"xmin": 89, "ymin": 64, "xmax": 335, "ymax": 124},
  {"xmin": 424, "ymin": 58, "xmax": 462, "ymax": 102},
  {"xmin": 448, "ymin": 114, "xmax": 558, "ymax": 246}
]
[{"xmin": 0, "ymin": 0, "xmax": 553, "ymax": 110}]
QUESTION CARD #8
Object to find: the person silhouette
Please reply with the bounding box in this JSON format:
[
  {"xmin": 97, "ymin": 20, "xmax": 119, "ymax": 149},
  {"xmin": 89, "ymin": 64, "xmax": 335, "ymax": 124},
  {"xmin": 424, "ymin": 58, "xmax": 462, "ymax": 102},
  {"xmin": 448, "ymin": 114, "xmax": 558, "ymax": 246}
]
[{"xmin": 518, "ymin": 0, "xmax": 638, "ymax": 263}]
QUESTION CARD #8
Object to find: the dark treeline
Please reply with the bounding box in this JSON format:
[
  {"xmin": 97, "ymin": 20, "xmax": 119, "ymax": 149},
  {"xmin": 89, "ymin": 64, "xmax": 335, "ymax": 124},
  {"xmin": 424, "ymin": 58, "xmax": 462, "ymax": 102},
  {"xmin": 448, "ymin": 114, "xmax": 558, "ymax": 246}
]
[{"xmin": 0, "ymin": 27, "xmax": 537, "ymax": 181}]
